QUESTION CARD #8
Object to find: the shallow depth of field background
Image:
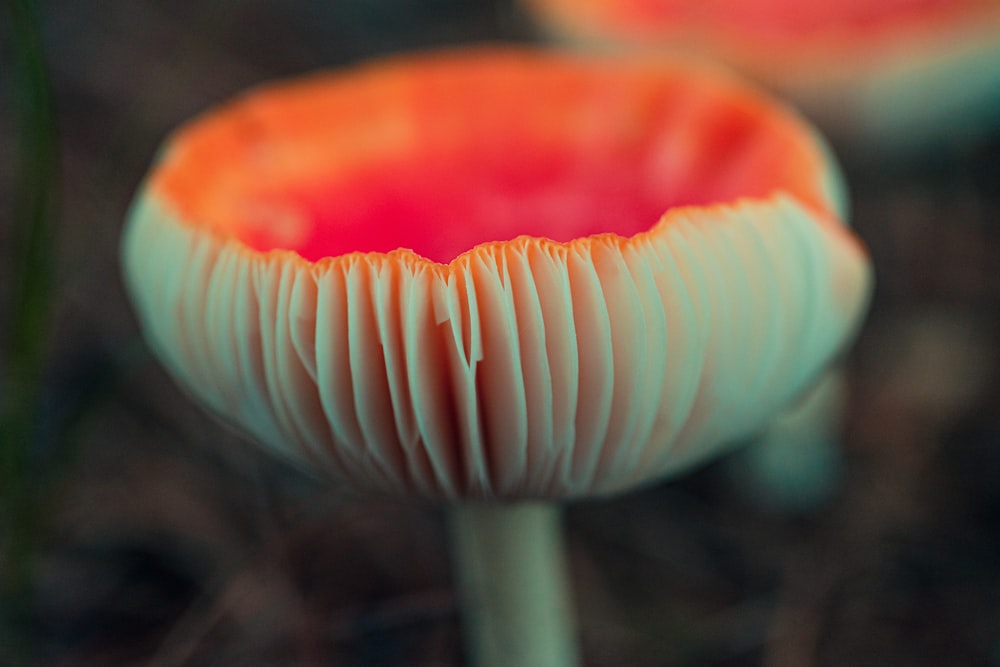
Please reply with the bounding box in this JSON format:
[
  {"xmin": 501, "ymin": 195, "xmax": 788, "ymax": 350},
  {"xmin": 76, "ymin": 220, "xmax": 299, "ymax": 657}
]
[{"xmin": 2, "ymin": 1, "xmax": 1000, "ymax": 665}]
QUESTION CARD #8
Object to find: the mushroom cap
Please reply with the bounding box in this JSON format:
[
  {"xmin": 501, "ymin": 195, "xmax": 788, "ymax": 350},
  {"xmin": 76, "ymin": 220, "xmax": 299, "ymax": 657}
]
[
  {"xmin": 122, "ymin": 48, "xmax": 872, "ymax": 501},
  {"xmin": 522, "ymin": 0, "xmax": 1000, "ymax": 152}
]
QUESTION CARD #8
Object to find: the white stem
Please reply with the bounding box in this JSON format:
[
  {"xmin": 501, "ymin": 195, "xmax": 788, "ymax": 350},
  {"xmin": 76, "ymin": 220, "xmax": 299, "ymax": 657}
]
[{"xmin": 451, "ymin": 502, "xmax": 580, "ymax": 667}]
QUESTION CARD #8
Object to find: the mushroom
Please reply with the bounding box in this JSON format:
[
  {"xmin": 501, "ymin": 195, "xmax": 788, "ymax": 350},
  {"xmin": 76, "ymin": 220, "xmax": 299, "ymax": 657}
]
[
  {"xmin": 521, "ymin": 0, "xmax": 1000, "ymax": 153},
  {"xmin": 726, "ymin": 368, "xmax": 847, "ymax": 513},
  {"xmin": 121, "ymin": 47, "xmax": 873, "ymax": 666}
]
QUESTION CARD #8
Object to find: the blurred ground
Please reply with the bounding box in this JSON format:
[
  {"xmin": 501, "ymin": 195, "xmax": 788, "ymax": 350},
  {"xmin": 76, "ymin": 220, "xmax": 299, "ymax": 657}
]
[{"xmin": 2, "ymin": 1, "xmax": 1000, "ymax": 665}]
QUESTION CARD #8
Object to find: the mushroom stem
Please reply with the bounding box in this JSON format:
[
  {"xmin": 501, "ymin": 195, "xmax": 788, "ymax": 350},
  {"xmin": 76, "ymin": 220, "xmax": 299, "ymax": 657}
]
[{"xmin": 451, "ymin": 502, "xmax": 580, "ymax": 667}]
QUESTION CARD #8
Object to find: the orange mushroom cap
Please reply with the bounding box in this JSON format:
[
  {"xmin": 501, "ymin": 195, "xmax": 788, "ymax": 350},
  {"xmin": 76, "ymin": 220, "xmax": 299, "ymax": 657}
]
[
  {"xmin": 122, "ymin": 48, "xmax": 872, "ymax": 501},
  {"xmin": 523, "ymin": 0, "xmax": 1000, "ymax": 150}
]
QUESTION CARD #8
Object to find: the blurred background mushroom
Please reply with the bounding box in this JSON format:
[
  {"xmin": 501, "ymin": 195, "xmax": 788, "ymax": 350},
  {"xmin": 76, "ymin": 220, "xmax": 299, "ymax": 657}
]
[
  {"xmin": 520, "ymin": 0, "xmax": 1000, "ymax": 156},
  {"xmin": 2, "ymin": 1, "xmax": 1000, "ymax": 665}
]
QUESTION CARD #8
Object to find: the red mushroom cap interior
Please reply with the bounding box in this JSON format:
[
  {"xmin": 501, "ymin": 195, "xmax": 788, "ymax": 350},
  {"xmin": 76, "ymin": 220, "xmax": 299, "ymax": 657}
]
[
  {"xmin": 122, "ymin": 48, "xmax": 872, "ymax": 500},
  {"xmin": 151, "ymin": 50, "xmax": 844, "ymax": 265}
]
